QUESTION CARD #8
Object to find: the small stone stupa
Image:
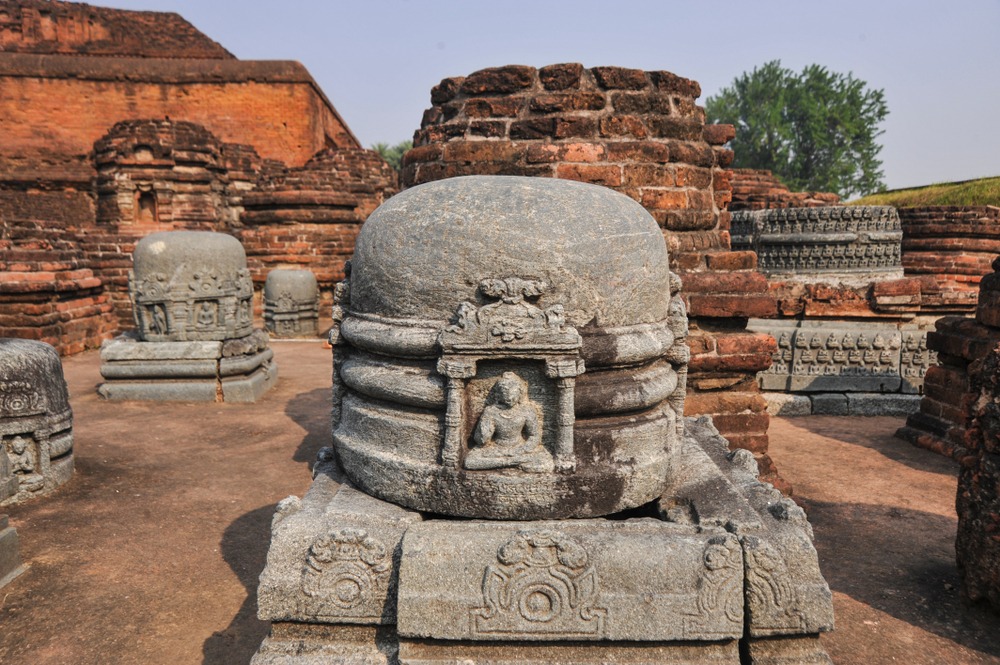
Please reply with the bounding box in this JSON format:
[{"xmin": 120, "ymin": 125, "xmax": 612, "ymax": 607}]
[
  {"xmin": 264, "ymin": 269, "xmax": 321, "ymax": 338},
  {"xmin": 253, "ymin": 177, "xmax": 833, "ymax": 664},
  {"xmin": 1, "ymin": 338, "xmax": 75, "ymax": 505},
  {"xmin": 98, "ymin": 231, "xmax": 277, "ymax": 402}
]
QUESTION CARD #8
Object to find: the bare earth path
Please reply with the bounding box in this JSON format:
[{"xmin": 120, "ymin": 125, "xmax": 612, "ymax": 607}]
[{"xmin": 0, "ymin": 342, "xmax": 997, "ymax": 664}]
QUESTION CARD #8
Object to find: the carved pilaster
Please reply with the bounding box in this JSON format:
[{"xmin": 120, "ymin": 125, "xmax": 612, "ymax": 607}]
[{"xmin": 437, "ymin": 358, "xmax": 477, "ymax": 468}]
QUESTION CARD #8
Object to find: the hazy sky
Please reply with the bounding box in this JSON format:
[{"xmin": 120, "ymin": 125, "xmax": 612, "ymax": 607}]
[{"xmin": 106, "ymin": 0, "xmax": 1000, "ymax": 191}]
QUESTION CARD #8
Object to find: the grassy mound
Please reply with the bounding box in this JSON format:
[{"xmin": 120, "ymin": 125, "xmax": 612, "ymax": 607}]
[{"xmin": 850, "ymin": 176, "xmax": 1000, "ymax": 207}]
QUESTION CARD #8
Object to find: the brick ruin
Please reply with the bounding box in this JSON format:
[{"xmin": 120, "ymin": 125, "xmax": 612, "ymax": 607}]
[
  {"xmin": 730, "ymin": 169, "xmax": 841, "ymax": 211},
  {"xmin": 0, "ymin": 210, "xmax": 116, "ymax": 355},
  {"xmin": 0, "ymin": 0, "xmax": 396, "ymax": 351},
  {"xmin": 898, "ymin": 206, "xmax": 1000, "ymax": 314},
  {"xmin": 894, "ymin": 207, "xmax": 1000, "ymax": 455},
  {"xmin": 240, "ymin": 148, "xmax": 398, "ymax": 318},
  {"xmin": 0, "ymin": 0, "xmax": 232, "ymax": 58},
  {"xmin": 402, "ymin": 64, "xmax": 783, "ymax": 487},
  {"xmin": 0, "ymin": 0, "xmax": 355, "ymax": 166},
  {"xmin": 957, "ymin": 305, "xmax": 1000, "ymax": 610},
  {"xmin": 730, "ymin": 197, "xmax": 1000, "ymax": 431},
  {"xmin": 729, "ymin": 177, "xmax": 1000, "ymax": 419}
]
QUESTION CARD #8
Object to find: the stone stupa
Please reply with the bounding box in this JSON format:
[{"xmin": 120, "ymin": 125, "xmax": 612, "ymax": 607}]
[
  {"xmin": 98, "ymin": 231, "xmax": 277, "ymax": 402},
  {"xmin": 253, "ymin": 176, "xmax": 833, "ymax": 664}
]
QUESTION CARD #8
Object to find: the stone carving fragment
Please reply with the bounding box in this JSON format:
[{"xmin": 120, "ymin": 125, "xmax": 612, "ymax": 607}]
[
  {"xmin": 685, "ymin": 535, "xmax": 744, "ymax": 637},
  {"xmin": 333, "ymin": 177, "xmax": 679, "ymax": 519},
  {"xmin": 472, "ymin": 529, "xmax": 606, "ymax": 638},
  {"xmin": 744, "ymin": 536, "xmax": 807, "ymax": 634},
  {"xmin": 732, "ymin": 206, "xmax": 903, "ymax": 279},
  {"xmin": 302, "ymin": 528, "xmax": 391, "ymax": 616},
  {"xmin": 253, "ymin": 176, "xmax": 833, "ymax": 665},
  {"xmin": 265, "ymin": 269, "xmax": 320, "ymax": 338},
  {"xmin": 466, "ymin": 372, "xmax": 551, "ymax": 473},
  {"xmin": 99, "ymin": 231, "xmax": 277, "ymax": 402}
]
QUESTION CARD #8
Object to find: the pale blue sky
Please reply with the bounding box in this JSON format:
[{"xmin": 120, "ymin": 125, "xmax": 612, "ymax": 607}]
[{"xmin": 107, "ymin": 0, "xmax": 1000, "ymax": 191}]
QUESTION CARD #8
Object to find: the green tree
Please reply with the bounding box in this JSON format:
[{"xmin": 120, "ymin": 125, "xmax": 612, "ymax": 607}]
[
  {"xmin": 371, "ymin": 140, "xmax": 412, "ymax": 171},
  {"xmin": 706, "ymin": 61, "xmax": 888, "ymax": 198}
]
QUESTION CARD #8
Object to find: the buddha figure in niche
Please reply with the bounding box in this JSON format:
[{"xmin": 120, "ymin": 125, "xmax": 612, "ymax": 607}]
[{"xmin": 465, "ymin": 372, "xmax": 553, "ymax": 473}]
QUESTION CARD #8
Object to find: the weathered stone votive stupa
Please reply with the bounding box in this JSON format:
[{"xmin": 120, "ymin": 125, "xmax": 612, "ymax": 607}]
[
  {"xmin": 1, "ymin": 338, "xmax": 75, "ymax": 505},
  {"xmin": 254, "ymin": 177, "xmax": 833, "ymax": 664},
  {"xmin": 98, "ymin": 231, "xmax": 277, "ymax": 402},
  {"xmin": 264, "ymin": 269, "xmax": 321, "ymax": 338}
]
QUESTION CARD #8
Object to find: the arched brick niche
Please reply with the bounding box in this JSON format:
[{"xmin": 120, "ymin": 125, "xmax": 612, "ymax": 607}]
[{"xmin": 89, "ymin": 119, "xmax": 236, "ymax": 326}]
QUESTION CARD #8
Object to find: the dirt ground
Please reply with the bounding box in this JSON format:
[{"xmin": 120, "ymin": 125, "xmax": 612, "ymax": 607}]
[{"xmin": 0, "ymin": 341, "xmax": 997, "ymax": 664}]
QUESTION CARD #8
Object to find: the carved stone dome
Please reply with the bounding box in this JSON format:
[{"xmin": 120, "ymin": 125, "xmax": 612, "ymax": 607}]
[
  {"xmin": 0, "ymin": 338, "xmax": 74, "ymax": 505},
  {"xmin": 333, "ymin": 176, "xmax": 689, "ymax": 520},
  {"xmin": 130, "ymin": 231, "xmax": 254, "ymax": 342},
  {"xmin": 350, "ymin": 176, "xmax": 671, "ymax": 329}
]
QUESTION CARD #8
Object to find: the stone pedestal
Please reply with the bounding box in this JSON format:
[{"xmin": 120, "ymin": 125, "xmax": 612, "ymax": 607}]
[
  {"xmin": 264, "ymin": 269, "xmax": 320, "ymax": 338},
  {"xmin": 732, "ymin": 206, "xmax": 903, "ymax": 283},
  {"xmin": 98, "ymin": 329, "xmax": 276, "ymax": 403},
  {"xmin": 0, "ymin": 338, "xmax": 75, "ymax": 505},
  {"xmin": 749, "ymin": 319, "xmax": 936, "ymax": 416},
  {"xmin": 253, "ymin": 418, "xmax": 833, "ymax": 665},
  {"xmin": 0, "ymin": 515, "xmax": 25, "ymax": 589}
]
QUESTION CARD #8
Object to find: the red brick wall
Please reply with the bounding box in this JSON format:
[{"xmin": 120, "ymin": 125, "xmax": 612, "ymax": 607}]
[
  {"xmin": 402, "ymin": 64, "xmax": 783, "ymax": 487},
  {"xmin": 0, "ymin": 199, "xmax": 116, "ymax": 355},
  {"xmin": 239, "ymin": 148, "xmax": 399, "ymax": 321},
  {"xmin": 0, "ymin": 54, "xmax": 357, "ymax": 167},
  {"xmin": 0, "ymin": 0, "xmax": 233, "ymax": 58},
  {"xmin": 897, "ymin": 259, "xmax": 1000, "ymax": 459},
  {"xmin": 958, "ymin": 333, "xmax": 1000, "ymax": 608},
  {"xmin": 899, "ymin": 206, "xmax": 1000, "ymax": 313}
]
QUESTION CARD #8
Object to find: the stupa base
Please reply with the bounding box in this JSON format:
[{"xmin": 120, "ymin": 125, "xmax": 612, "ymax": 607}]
[
  {"xmin": 97, "ymin": 330, "xmax": 277, "ymax": 403},
  {"xmin": 252, "ymin": 417, "xmax": 833, "ymax": 665}
]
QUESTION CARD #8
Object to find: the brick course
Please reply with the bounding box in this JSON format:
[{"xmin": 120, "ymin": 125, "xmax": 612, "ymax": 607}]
[
  {"xmin": 729, "ymin": 169, "xmax": 840, "ymax": 211},
  {"xmin": 0, "ymin": 0, "xmax": 233, "ymax": 58},
  {"xmin": 0, "ymin": 53, "xmax": 357, "ymax": 167},
  {"xmin": 898, "ymin": 206, "xmax": 1000, "ymax": 314}
]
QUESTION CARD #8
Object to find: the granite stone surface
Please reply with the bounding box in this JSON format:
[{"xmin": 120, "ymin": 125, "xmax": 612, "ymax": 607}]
[
  {"xmin": 253, "ymin": 176, "xmax": 832, "ymax": 665},
  {"xmin": 0, "ymin": 338, "xmax": 74, "ymax": 505},
  {"xmin": 98, "ymin": 332, "xmax": 276, "ymax": 403},
  {"xmin": 333, "ymin": 176, "xmax": 687, "ymax": 520},
  {"xmin": 265, "ymin": 269, "xmax": 320, "ymax": 338},
  {"xmin": 0, "ymin": 514, "xmax": 25, "ymax": 589},
  {"xmin": 130, "ymin": 231, "xmax": 255, "ymax": 343}
]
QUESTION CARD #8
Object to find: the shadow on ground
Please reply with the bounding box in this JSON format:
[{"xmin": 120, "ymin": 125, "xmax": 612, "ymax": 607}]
[
  {"xmin": 286, "ymin": 387, "xmax": 330, "ymax": 465},
  {"xmin": 806, "ymin": 498, "xmax": 1000, "ymax": 658},
  {"xmin": 202, "ymin": 504, "xmax": 277, "ymax": 664}
]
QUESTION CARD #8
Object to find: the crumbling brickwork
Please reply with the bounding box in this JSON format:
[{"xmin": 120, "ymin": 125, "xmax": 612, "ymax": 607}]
[
  {"xmin": 87, "ymin": 120, "xmax": 236, "ymax": 327},
  {"xmin": 402, "ymin": 64, "xmax": 782, "ymax": 486},
  {"xmin": 0, "ymin": 209, "xmax": 115, "ymax": 355},
  {"xmin": 0, "ymin": 0, "xmax": 233, "ymax": 58},
  {"xmin": 729, "ymin": 169, "xmax": 840, "ymax": 211},
  {"xmin": 899, "ymin": 206, "xmax": 1000, "ymax": 313},
  {"xmin": 0, "ymin": 54, "xmax": 355, "ymax": 167},
  {"xmin": 239, "ymin": 148, "xmax": 398, "ymax": 321},
  {"xmin": 958, "ymin": 336, "xmax": 1000, "ymax": 609},
  {"xmin": 897, "ymin": 258, "xmax": 1000, "ymax": 458},
  {"xmin": 0, "ymin": 1, "xmax": 394, "ymax": 353}
]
